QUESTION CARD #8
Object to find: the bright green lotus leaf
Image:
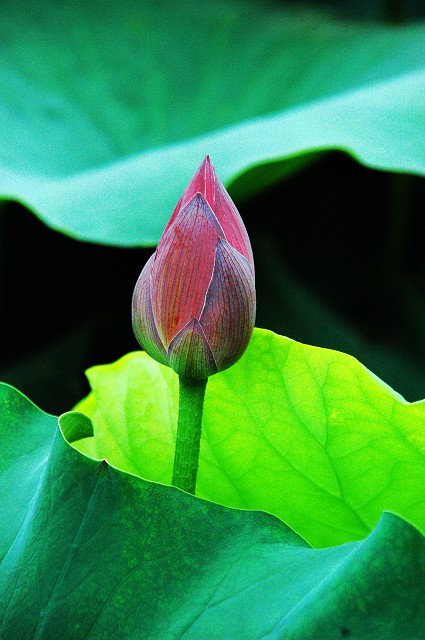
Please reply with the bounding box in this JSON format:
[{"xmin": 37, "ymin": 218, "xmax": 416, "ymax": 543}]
[
  {"xmin": 75, "ymin": 328, "xmax": 425, "ymax": 548},
  {"xmin": 0, "ymin": 383, "xmax": 424, "ymax": 638},
  {"xmin": 2, "ymin": 0, "xmax": 425, "ymax": 245}
]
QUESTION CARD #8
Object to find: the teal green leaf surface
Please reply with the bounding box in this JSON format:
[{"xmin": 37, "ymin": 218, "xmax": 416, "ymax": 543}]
[
  {"xmin": 75, "ymin": 328, "xmax": 425, "ymax": 548},
  {"xmin": 0, "ymin": 382, "xmax": 424, "ymax": 639},
  {"xmin": 2, "ymin": 0, "xmax": 425, "ymax": 244}
]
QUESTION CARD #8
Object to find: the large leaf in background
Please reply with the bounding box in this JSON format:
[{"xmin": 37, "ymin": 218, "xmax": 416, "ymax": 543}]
[
  {"xmin": 0, "ymin": 383, "xmax": 424, "ymax": 639},
  {"xmin": 1, "ymin": 0, "xmax": 425, "ymax": 245},
  {"xmin": 75, "ymin": 328, "xmax": 425, "ymax": 548}
]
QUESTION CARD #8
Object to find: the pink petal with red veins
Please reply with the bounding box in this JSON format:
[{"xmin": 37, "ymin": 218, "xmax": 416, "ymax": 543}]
[
  {"xmin": 200, "ymin": 239, "xmax": 255, "ymax": 372},
  {"xmin": 168, "ymin": 319, "xmax": 218, "ymax": 379},
  {"xmin": 213, "ymin": 179, "xmax": 254, "ymax": 268},
  {"xmin": 151, "ymin": 193, "xmax": 224, "ymax": 348},
  {"xmin": 131, "ymin": 254, "xmax": 168, "ymax": 365},
  {"xmin": 180, "ymin": 154, "xmax": 216, "ymax": 211},
  {"xmin": 163, "ymin": 156, "xmax": 215, "ymax": 234},
  {"xmin": 163, "ymin": 194, "xmax": 183, "ymax": 236}
]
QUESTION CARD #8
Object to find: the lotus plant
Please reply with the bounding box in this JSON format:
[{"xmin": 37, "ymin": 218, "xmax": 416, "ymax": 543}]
[{"xmin": 132, "ymin": 155, "xmax": 255, "ymax": 493}]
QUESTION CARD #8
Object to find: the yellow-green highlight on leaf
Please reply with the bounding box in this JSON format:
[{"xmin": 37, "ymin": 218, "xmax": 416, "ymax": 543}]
[
  {"xmin": 75, "ymin": 328, "xmax": 425, "ymax": 548},
  {"xmin": 3, "ymin": 0, "xmax": 425, "ymax": 245},
  {"xmin": 1, "ymin": 381, "xmax": 424, "ymax": 638}
]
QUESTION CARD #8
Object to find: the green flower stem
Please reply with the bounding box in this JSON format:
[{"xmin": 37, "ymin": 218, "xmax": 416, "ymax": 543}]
[{"xmin": 172, "ymin": 376, "xmax": 208, "ymax": 494}]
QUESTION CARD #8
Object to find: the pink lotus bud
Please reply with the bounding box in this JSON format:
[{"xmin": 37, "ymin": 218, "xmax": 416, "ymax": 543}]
[{"xmin": 132, "ymin": 156, "xmax": 255, "ymax": 379}]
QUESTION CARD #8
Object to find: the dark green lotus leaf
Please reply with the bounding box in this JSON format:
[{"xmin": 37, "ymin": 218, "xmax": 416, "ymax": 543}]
[
  {"xmin": 2, "ymin": 0, "xmax": 425, "ymax": 245},
  {"xmin": 0, "ymin": 382, "xmax": 424, "ymax": 638}
]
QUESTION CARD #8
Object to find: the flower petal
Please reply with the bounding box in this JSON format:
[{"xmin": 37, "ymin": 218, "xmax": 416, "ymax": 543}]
[
  {"xmin": 200, "ymin": 239, "xmax": 255, "ymax": 372},
  {"xmin": 131, "ymin": 254, "xmax": 168, "ymax": 366},
  {"xmin": 168, "ymin": 319, "xmax": 218, "ymax": 379},
  {"xmin": 164, "ymin": 157, "xmax": 253, "ymax": 269},
  {"xmin": 213, "ymin": 179, "xmax": 254, "ymax": 268},
  {"xmin": 163, "ymin": 155, "xmax": 215, "ymax": 234},
  {"xmin": 180, "ymin": 154, "xmax": 216, "ymax": 211},
  {"xmin": 151, "ymin": 193, "xmax": 224, "ymax": 347}
]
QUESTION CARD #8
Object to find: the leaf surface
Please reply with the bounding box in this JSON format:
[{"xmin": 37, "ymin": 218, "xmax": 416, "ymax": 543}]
[
  {"xmin": 76, "ymin": 328, "xmax": 425, "ymax": 548},
  {"xmin": 2, "ymin": 0, "xmax": 425, "ymax": 244},
  {"xmin": 0, "ymin": 382, "xmax": 424, "ymax": 639}
]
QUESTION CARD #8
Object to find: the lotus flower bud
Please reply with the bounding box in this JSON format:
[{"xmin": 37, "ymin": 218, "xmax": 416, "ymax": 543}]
[{"xmin": 132, "ymin": 155, "xmax": 255, "ymax": 379}]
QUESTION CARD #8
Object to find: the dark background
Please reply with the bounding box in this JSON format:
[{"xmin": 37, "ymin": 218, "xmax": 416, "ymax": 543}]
[{"xmin": 1, "ymin": 0, "xmax": 425, "ymax": 412}]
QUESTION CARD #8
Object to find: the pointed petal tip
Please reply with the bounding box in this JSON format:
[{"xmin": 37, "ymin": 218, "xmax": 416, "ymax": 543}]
[
  {"xmin": 190, "ymin": 191, "xmax": 214, "ymax": 209},
  {"xmin": 168, "ymin": 318, "xmax": 218, "ymax": 379},
  {"xmin": 191, "ymin": 191, "xmax": 207, "ymax": 203},
  {"xmin": 181, "ymin": 192, "xmax": 219, "ymax": 221}
]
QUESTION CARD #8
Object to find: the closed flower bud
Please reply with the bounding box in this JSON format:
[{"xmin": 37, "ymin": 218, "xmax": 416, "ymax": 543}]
[{"xmin": 132, "ymin": 155, "xmax": 255, "ymax": 379}]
